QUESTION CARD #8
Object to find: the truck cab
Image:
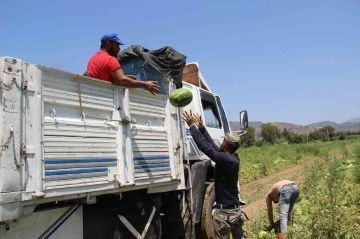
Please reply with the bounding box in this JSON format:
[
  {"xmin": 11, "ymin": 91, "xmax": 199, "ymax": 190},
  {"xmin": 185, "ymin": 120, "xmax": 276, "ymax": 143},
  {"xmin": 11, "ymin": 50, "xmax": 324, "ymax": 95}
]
[
  {"xmin": 182, "ymin": 62, "xmax": 231, "ymax": 161},
  {"xmin": 180, "ymin": 62, "xmax": 248, "ymax": 238}
]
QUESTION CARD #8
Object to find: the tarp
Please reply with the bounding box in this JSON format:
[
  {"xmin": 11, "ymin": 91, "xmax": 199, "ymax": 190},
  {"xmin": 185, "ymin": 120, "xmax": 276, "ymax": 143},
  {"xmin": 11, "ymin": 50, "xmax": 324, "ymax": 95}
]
[{"xmin": 117, "ymin": 45, "xmax": 187, "ymax": 88}]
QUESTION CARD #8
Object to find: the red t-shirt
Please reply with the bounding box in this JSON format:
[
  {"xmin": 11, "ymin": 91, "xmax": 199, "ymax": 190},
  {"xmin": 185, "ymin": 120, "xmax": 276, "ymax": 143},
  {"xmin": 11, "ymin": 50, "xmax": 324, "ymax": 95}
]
[{"xmin": 86, "ymin": 51, "xmax": 121, "ymax": 83}]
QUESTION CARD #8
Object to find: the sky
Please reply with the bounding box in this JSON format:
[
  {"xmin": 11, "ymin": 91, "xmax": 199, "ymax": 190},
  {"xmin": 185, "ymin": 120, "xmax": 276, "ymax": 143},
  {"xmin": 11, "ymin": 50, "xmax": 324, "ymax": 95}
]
[{"xmin": 1, "ymin": 0, "xmax": 359, "ymax": 125}]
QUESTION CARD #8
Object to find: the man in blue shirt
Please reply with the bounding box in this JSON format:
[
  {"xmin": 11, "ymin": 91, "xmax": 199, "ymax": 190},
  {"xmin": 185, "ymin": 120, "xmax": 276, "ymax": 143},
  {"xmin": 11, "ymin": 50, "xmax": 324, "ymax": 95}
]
[{"xmin": 182, "ymin": 110, "xmax": 246, "ymax": 239}]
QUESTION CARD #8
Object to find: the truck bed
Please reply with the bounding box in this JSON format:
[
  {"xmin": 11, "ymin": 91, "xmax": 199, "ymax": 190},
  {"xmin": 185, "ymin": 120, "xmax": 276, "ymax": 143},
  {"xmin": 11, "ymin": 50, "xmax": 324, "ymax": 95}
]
[{"xmin": 0, "ymin": 56, "xmax": 185, "ymax": 223}]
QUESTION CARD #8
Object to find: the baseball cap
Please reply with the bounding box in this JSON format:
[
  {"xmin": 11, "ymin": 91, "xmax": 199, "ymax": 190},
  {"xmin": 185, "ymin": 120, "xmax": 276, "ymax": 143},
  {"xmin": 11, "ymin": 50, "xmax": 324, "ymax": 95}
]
[
  {"xmin": 222, "ymin": 132, "xmax": 241, "ymax": 144},
  {"xmin": 101, "ymin": 33, "xmax": 124, "ymax": 45}
]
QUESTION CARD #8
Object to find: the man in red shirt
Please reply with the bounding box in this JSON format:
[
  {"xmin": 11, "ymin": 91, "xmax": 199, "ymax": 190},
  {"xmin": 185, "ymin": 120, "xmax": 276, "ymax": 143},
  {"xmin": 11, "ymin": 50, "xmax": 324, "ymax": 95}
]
[{"xmin": 86, "ymin": 33, "xmax": 160, "ymax": 95}]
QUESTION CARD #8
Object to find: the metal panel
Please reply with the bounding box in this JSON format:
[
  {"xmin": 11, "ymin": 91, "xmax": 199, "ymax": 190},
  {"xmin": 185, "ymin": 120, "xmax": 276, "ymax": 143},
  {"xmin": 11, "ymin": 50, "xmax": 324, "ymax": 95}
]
[
  {"xmin": 0, "ymin": 205, "xmax": 83, "ymax": 239},
  {"xmin": 42, "ymin": 70, "xmax": 118, "ymax": 190},
  {"xmin": 129, "ymin": 92, "xmax": 172, "ymax": 180},
  {"xmin": 131, "ymin": 130, "xmax": 171, "ymax": 180},
  {"xmin": 43, "ymin": 72, "xmax": 114, "ymax": 112},
  {"xmin": 43, "ymin": 120, "xmax": 117, "ymax": 188}
]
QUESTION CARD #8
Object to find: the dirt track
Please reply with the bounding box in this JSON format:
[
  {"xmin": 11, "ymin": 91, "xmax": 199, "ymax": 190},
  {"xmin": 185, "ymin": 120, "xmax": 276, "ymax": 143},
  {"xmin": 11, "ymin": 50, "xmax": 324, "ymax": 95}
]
[{"xmin": 240, "ymin": 157, "xmax": 320, "ymax": 220}]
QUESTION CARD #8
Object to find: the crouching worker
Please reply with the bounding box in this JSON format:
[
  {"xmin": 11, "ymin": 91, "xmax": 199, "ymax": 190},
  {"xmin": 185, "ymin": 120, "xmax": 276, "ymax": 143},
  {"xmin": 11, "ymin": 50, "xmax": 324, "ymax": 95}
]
[
  {"xmin": 265, "ymin": 180, "xmax": 299, "ymax": 239},
  {"xmin": 182, "ymin": 110, "xmax": 246, "ymax": 239}
]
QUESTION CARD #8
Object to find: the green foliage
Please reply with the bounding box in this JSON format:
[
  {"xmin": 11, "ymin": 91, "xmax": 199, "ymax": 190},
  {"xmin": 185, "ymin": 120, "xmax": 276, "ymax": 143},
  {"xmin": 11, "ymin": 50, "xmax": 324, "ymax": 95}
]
[
  {"xmin": 238, "ymin": 140, "xmax": 360, "ymax": 182},
  {"xmin": 243, "ymin": 145, "xmax": 360, "ymax": 239},
  {"xmin": 239, "ymin": 127, "xmax": 360, "ymax": 149},
  {"xmin": 309, "ymin": 130, "xmax": 323, "ymax": 141},
  {"xmin": 309, "ymin": 125, "xmax": 336, "ymax": 142},
  {"xmin": 319, "ymin": 125, "xmax": 336, "ymax": 137},
  {"xmin": 282, "ymin": 128, "xmax": 304, "ymax": 144},
  {"xmin": 290, "ymin": 157, "xmax": 360, "ymax": 238},
  {"xmin": 260, "ymin": 123, "xmax": 281, "ymax": 145},
  {"xmin": 255, "ymin": 140, "xmax": 265, "ymax": 147},
  {"xmin": 240, "ymin": 126, "xmax": 256, "ymax": 148},
  {"xmin": 292, "ymin": 134, "xmax": 304, "ymax": 144},
  {"xmin": 338, "ymin": 132, "xmax": 346, "ymax": 140},
  {"xmin": 353, "ymin": 147, "xmax": 360, "ymax": 184}
]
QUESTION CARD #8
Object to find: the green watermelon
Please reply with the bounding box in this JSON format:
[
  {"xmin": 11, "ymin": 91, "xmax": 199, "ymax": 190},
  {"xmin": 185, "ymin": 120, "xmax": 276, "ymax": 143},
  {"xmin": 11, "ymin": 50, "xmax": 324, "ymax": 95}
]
[{"xmin": 169, "ymin": 88, "xmax": 193, "ymax": 107}]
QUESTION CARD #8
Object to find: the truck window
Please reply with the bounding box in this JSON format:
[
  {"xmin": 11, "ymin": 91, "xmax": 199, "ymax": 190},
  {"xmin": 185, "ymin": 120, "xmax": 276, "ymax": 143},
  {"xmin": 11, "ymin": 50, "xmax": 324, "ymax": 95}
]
[
  {"xmin": 200, "ymin": 90, "xmax": 222, "ymax": 129},
  {"xmin": 215, "ymin": 96, "xmax": 230, "ymax": 133},
  {"xmin": 122, "ymin": 59, "xmax": 168, "ymax": 95}
]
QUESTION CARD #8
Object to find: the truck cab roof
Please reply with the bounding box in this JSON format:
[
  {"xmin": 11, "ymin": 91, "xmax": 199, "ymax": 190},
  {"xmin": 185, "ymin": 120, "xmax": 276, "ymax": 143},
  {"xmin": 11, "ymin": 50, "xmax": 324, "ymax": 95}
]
[{"xmin": 182, "ymin": 62, "xmax": 212, "ymax": 92}]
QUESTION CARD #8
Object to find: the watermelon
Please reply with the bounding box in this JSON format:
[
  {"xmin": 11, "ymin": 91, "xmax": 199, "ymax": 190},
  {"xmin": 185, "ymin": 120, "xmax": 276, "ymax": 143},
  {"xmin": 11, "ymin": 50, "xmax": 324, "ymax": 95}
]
[{"xmin": 169, "ymin": 88, "xmax": 193, "ymax": 107}]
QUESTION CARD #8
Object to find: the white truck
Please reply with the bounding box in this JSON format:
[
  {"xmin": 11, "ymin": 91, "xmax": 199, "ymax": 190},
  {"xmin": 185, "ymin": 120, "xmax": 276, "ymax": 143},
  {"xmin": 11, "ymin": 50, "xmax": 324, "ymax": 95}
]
[{"xmin": 0, "ymin": 45, "xmax": 248, "ymax": 239}]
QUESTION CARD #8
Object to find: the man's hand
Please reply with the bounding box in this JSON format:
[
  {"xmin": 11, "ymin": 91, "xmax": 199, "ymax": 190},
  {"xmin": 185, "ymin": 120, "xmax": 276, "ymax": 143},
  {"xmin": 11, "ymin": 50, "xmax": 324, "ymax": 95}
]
[
  {"xmin": 182, "ymin": 110, "xmax": 195, "ymax": 127},
  {"xmin": 144, "ymin": 81, "xmax": 161, "ymax": 95},
  {"xmin": 193, "ymin": 113, "xmax": 204, "ymax": 128}
]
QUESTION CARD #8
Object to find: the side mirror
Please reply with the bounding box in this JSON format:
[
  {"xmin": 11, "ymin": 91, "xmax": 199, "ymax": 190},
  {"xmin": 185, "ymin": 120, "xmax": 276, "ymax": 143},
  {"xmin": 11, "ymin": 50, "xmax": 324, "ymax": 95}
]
[{"xmin": 239, "ymin": 110, "xmax": 248, "ymax": 130}]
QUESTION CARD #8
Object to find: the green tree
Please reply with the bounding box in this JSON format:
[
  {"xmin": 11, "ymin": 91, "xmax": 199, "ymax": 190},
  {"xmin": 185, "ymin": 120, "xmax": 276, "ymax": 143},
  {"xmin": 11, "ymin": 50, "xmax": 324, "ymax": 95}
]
[
  {"xmin": 282, "ymin": 128, "xmax": 291, "ymax": 140},
  {"xmin": 309, "ymin": 130, "xmax": 326, "ymax": 141},
  {"xmin": 260, "ymin": 123, "xmax": 281, "ymax": 145},
  {"xmin": 240, "ymin": 126, "xmax": 255, "ymax": 147},
  {"xmin": 293, "ymin": 134, "xmax": 304, "ymax": 144},
  {"xmin": 319, "ymin": 126, "xmax": 336, "ymax": 140},
  {"xmin": 338, "ymin": 132, "xmax": 346, "ymax": 140},
  {"xmin": 282, "ymin": 128, "xmax": 304, "ymax": 144}
]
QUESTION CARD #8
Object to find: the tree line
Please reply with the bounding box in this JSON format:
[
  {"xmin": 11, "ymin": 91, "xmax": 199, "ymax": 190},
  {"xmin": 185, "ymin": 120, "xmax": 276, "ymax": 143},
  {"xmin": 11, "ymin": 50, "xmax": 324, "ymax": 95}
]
[{"xmin": 240, "ymin": 123, "xmax": 360, "ymax": 147}]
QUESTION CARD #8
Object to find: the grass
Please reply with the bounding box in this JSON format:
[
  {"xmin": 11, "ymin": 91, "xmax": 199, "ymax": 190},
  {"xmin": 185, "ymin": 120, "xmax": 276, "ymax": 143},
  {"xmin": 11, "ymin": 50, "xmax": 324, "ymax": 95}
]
[
  {"xmin": 241, "ymin": 142, "xmax": 360, "ymax": 238},
  {"xmin": 236, "ymin": 137, "xmax": 360, "ymax": 183}
]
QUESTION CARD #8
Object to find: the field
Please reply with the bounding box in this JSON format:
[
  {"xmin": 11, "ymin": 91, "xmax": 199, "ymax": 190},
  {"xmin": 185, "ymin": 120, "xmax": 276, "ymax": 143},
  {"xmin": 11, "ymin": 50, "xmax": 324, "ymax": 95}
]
[{"xmin": 235, "ymin": 137, "xmax": 360, "ymax": 238}]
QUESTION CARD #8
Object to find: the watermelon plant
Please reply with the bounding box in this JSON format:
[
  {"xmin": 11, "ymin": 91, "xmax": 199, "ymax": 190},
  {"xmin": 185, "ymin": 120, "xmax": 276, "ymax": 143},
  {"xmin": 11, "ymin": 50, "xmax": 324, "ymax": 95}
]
[{"xmin": 242, "ymin": 144, "xmax": 360, "ymax": 239}]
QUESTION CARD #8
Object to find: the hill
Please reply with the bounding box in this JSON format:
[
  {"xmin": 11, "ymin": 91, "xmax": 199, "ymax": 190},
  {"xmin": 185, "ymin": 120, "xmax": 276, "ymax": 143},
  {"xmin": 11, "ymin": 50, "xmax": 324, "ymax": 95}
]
[
  {"xmin": 344, "ymin": 117, "xmax": 360, "ymax": 123},
  {"xmin": 230, "ymin": 118, "xmax": 360, "ymax": 135}
]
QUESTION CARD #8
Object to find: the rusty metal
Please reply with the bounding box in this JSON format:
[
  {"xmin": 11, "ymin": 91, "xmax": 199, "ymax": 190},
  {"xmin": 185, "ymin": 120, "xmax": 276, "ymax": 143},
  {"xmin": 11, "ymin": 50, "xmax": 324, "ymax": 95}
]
[{"xmin": 32, "ymin": 192, "xmax": 46, "ymax": 199}]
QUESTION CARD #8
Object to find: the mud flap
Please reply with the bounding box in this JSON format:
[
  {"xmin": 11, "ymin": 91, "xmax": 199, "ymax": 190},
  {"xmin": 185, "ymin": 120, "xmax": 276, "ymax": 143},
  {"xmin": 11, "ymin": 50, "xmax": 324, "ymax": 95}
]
[
  {"xmin": 190, "ymin": 160, "xmax": 211, "ymax": 223},
  {"xmin": 182, "ymin": 160, "xmax": 211, "ymax": 238}
]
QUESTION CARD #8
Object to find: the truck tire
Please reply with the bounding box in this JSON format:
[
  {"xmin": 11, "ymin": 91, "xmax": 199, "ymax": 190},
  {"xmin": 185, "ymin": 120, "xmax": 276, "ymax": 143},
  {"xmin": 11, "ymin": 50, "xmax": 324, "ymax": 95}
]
[{"xmin": 201, "ymin": 182, "xmax": 215, "ymax": 239}]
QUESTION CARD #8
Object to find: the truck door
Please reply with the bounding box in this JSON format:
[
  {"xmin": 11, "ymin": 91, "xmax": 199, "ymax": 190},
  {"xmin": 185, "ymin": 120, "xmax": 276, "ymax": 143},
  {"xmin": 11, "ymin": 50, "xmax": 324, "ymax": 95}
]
[
  {"xmin": 199, "ymin": 89, "xmax": 230, "ymax": 148},
  {"xmin": 183, "ymin": 87, "xmax": 231, "ymax": 160}
]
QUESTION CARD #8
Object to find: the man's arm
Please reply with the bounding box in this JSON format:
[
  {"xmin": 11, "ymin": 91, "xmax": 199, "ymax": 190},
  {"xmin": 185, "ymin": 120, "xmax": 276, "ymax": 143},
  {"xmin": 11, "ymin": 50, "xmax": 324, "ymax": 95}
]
[
  {"xmin": 189, "ymin": 125, "xmax": 230, "ymax": 165},
  {"xmin": 266, "ymin": 191, "xmax": 274, "ymax": 226},
  {"xmin": 107, "ymin": 57, "xmax": 160, "ymax": 95},
  {"xmin": 193, "ymin": 113, "xmax": 220, "ymax": 151},
  {"xmin": 111, "ymin": 68, "xmax": 160, "ymax": 95},
  {"xmin": 198, "ymin": 127, "xmax": 220, "ymax": 151}
]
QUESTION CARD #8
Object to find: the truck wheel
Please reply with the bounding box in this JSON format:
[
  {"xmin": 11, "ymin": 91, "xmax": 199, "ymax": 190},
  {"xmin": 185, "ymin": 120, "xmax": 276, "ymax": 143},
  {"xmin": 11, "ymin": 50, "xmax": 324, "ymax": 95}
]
[{"xmin": 201, "ymin": 182, "xmax": 215, "ymax": 239}]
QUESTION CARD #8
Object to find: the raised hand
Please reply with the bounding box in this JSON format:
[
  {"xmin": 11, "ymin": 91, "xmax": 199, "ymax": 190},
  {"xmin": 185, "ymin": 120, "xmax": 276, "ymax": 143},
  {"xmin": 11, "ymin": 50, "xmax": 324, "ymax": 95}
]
[
  {"xmin": 193, "ymin": 112, "xmax": 204, "ymax": 128},
  {"xmin": 182, "ymin": 110, "xmax": 195, "ymax": 127}
]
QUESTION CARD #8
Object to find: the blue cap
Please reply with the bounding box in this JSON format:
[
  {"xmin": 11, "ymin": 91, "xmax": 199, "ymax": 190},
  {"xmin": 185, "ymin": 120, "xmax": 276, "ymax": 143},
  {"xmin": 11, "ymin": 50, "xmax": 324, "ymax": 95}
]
[{"xmin": 101, "ymin": 33, "xmax": 124, "ymax": 45}]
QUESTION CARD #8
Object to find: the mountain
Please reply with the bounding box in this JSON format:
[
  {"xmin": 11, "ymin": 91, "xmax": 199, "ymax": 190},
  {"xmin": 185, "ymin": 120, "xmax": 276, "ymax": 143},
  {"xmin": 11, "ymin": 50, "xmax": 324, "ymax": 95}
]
[
  {"xmin": 344, "ymin": 117, "xmax": 360, "ymax": 123},
  {"xmin": 229, "ymin": 119, "xmax": 360, "ymax": 135}
]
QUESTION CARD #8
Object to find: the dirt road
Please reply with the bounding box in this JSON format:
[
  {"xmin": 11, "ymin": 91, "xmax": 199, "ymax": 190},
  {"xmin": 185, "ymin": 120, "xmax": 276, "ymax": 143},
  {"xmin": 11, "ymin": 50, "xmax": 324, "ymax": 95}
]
[{"xmin": 240, "ymin": 157, "xmax": 320, "ymax": 220}]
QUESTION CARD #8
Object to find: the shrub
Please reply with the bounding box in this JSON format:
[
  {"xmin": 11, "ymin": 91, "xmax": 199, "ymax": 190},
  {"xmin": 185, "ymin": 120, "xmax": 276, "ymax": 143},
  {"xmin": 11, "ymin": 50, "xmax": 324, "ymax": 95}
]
[{"xmin": 353, "ymin": 147, "xmax": 360, "ymax": 184}]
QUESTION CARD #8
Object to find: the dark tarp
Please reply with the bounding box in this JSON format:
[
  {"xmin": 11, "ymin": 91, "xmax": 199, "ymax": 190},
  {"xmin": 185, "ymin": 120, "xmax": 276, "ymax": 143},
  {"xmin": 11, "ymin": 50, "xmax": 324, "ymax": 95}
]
[{"xmin": 117, "ymin": 45, "xmax": 187, "ymax": 88}]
